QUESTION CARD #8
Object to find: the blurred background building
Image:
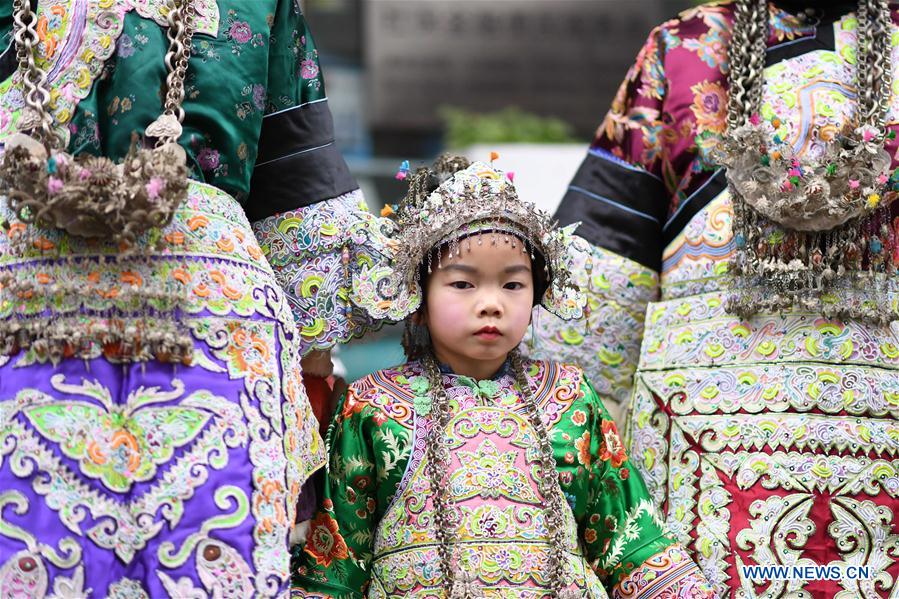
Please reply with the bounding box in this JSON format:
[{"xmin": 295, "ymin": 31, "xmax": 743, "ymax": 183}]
[{"xmin": 299, "ymin": 0, "xmax": 693, "ymax": 380}]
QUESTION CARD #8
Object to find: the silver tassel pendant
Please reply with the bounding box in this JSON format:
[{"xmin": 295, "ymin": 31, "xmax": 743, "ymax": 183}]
[{"xmin": 449, "ymin": 569, "xmax": 481, "ymax": 599}]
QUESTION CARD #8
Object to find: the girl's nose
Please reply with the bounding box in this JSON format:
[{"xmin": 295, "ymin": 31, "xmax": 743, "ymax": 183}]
[{"xmin": 478, "ymin": 292, "xmax": 503, "ymax": 316}]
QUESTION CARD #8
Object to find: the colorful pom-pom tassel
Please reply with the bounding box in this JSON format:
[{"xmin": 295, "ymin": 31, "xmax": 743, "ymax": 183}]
[{"xmin": 395, "ymin": 160, "xmax": 410, "ymax": 181}]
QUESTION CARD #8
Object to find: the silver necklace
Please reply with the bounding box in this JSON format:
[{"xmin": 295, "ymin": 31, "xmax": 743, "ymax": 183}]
[{"xmin": 716, "ymin": 0, "xmax": 897, "ymax": 322}]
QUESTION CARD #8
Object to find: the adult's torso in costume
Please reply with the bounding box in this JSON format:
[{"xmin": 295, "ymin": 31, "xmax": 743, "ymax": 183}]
[
  {"xmin": 0, "ymin": 1, "xmax": 383, "ymax": 597},
  {"xmin": 528, "ymin": 2, "xmax": 899, "ymax": 597},
  {"xmin": 291, "ymin": 359, "xmax": 713, "ymax": 598}
]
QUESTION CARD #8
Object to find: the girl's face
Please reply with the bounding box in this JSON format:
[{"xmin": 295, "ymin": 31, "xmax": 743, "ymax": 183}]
[{"xmin": 421, "ymin": 233, "xmax": 534, "ymax": 380}]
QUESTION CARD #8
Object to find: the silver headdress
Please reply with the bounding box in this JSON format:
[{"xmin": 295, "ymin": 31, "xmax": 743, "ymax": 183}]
[{"xmin": 353, "ymin": 155, "xmax": 585, "ymax": 321}]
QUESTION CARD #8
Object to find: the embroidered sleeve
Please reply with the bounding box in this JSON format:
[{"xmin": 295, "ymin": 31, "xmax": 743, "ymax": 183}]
[
  {"xmin": 612, "ymin": 545, "xmax": 718, "ymax": 599},
  {"xmin": 291, "ymin": 390, "xmax": 377, "ymax": 597},
  {"xmin": 248, "ymin": 3, "xmax": 386, "ymax": 351},
  {"xmin": 578, "ymin": 379, "xmax": 714, "ymax": 596},
  {"xmin": 526, "ymin": 243, "xmax": 657, "ymax": 415},
  {"xmin": 251, "ymin": 191, "xmax": 390, "ymax": 354}
]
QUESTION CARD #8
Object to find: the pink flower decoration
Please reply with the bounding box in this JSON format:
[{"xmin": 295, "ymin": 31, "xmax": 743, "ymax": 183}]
[
  {"xmin": 782, "ymin": 180, "xmax": 793, "ymax": 192},
  {"xmin": 47, "ymin": 177, "xmax": 64, "ymax": 194},
  {"xmin": 749, "ymin": 113, "xmax": 761, "ymax": 126},
  {"xmin": 878, "ymin": 174, "xmax": 889, "ymax": 185},
  {"xmin": 849, "ymin": 179, "xmax": 861, "ymax": 190},
  {"xmin": 788, "ymin": 168, "xmax": 801, "ymax": 177},
  {"xmin": 300, "ymin": 59, "xmax": 319, "ymax": 80},
  {"xmin": 229, "ymin": 21, "xmax": 253, "ymax": 44},
  {"xmin": 863, "ymin": 129, "xmax": 875, "ymax": 142},
  {"xmin": 145, "ymin": 177, "xmax": 165, "ymax": 199},
  {"xmin": 197, "ymin": 147, "xmax": 220, "ymax": 171},
  {"xmin": 79, "ymin": 169, "xmax": 92, "ymax": 181}
]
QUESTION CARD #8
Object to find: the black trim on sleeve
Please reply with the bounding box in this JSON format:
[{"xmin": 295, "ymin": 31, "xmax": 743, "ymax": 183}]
[
  {"xmin": 662, "ymin": 169, "xmax": 727, "ymax": 245},
  {"xmin": 554, "ymin": 152, "xmax": 667, "ymax": 271},
  {"xmin": 245, "ymin": 100, "xmax": 358, "ymax": 222}
]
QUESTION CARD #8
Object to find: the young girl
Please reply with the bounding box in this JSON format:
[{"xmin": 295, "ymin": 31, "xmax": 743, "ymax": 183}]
[{"xmin": 291, "ymin": 156, "xmax": 714, "ymax": 598}]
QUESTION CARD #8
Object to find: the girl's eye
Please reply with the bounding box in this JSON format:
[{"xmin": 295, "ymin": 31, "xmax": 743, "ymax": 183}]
[
  {"xmin": 504, "ymin": 281, "xmax": 525, "ymax": 290},
  {"xmin": 450, "ymin": 281, "xmax": 473, "ymax": 289}
]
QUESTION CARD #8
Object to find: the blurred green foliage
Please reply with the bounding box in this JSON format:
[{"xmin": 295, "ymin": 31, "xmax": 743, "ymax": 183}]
[{"xmin": 440, "ymin": 106, "xmax": 579, "ymax": 148}]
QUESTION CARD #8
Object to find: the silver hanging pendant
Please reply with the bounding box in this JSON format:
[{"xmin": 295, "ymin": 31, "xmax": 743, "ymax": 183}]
[{"xmin": 449, "ymin": 569, "xmax": 481, "ymax": 599}]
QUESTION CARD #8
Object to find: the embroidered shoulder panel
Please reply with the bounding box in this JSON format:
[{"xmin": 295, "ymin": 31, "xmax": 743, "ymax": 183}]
[
  {"xmin": 340, "ymin": 362, "xmax": 421, "ymax": 430},
  {"xmin": 341, "ymin": 359, "xmax": 585, "ymax": 431}
]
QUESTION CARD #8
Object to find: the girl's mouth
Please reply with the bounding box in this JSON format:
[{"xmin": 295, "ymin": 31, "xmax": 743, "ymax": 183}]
[{"xmin": 474, "ymin": 326, "xmax": 502, "ymax": 339}]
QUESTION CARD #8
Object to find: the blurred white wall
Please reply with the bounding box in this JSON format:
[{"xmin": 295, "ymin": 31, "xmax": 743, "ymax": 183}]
[{"xmin": 464, "ymin": 144, "xmax": 586, "ymax": 215}]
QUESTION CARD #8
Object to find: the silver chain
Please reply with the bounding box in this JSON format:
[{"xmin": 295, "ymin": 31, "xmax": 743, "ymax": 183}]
[
  {"xmin": 509, "ymin": 349, "xmax": 571, "ymax": 595},
  {"xmin": 161, "ymin": 0, "xmax": 195, "ymax": 126},
  {"xmin": 12, "ymin": 0, "xmax": 53, "ymax": 144},
  {"xmin": 421, "ymin": 350, "xmax": 571, "ymax": 597},
  {"xmin": 726, "ymin": 0, "xmax": 893, "ymax": 136},
  {"xmin": 11, "ymin": 0, "xmax": 196, "ymax": 149}
]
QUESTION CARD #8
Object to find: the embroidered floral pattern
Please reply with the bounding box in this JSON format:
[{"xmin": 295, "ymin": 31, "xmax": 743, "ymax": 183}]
[
  {"xmin": 629, "ymin": 292, "xmax": 899, "ymax": 596},
  {"xmin": 690, "ymin": 80, "xmax": 727, "ymax": 134},
  {"xmin": 599, "ymin": 420, "xmax": 627, "ymax": 468},
  {"xmin": 251, "ymin": 190, "xmax": 388, "ymax": 355},
  {"xmin": 304, "ymin": 513, "xmax": 349, "ymax": 568},
  {"xmin": 451, "ymin": 438, "xmax": 542, "ymax": 504}
]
